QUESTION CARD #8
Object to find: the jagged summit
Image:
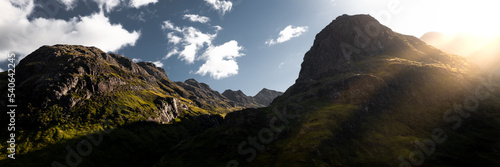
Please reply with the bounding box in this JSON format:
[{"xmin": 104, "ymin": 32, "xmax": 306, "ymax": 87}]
[
  {"xmin": 222, "ymin": 89, "xmax": 262, "ymax": 108},
  {"xmin": 254, "ymin": 88, "xmax": 283, "ymax": 106}
]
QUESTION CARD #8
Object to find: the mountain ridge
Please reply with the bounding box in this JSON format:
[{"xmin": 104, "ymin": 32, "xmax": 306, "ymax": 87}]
[
  {"xmin": 0, "ymin": 44, "xmax": 283, "ymax": 165},
  {"xmin": 1, "ymin": 14, "xmax": 500, "ymax": 167}
]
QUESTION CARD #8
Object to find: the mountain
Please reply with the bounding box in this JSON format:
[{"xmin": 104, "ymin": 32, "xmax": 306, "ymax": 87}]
[
  {"xmin": 0, "ymin": 45, "xmax": 225, "ymax": 126},
  {"xmin": 222, "ymin": 88, "xmax": 284, "ymax": 108},
  {"xmin": 253, "ymin": 88, "xmax": 284, "ymax": 106},
  {"xmin": 0, "ymin": 44, "xmax": 280, "ymax": 166},
  {"xmin": 175, "ymin": 78, "xmax": 242, "ymax": 111},
  {"xmin": 420, "ymin": 32, "xmax": 500, "ymax": 72},
  {"xmin": 222, "ymin": 89, "xmax": 263, "ymax": 108},
  {"xmin": 154, "ymin": 14, "xmax": 500, "ymax": 167},
  {"xmin": 2, "ymin": 14, "xmax": 500, "ymax": 167}
]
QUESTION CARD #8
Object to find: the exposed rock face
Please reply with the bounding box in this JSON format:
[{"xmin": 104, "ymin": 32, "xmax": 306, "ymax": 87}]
[
  {"xmin": 253, "ymin": 88, "xmax": 283, "ymax": 106},
  {"xmin": 222, "ymin": 89, "xmax": 263, "ymax": 108},
  {"xmin": 15, "ymin": 45, "xmax": 151, "ymax": 109},
  {"xmin": 137, "ymin": 62, "xmax": 169, "ymax": 80},
  {"xmin": 151, "ymin": 98, "xmax": 189, "ymax": 123}
]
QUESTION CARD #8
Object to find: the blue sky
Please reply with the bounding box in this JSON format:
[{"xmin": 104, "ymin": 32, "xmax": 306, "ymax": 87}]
[{"xmin": 1, "ymin": 0, "xmax": 499, "ymax": 95}]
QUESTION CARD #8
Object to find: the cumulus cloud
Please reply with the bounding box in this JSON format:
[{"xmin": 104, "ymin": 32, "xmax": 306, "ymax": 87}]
[
  {"xmin": 129, "ymin": 0, "xmax": 158, "ymax": 8},
  {"xmin": 183, "ymin": 14, "xmax": 211, "ymax": 23},
  {"xmin": 162, "ymin": 20, "xmax": 244, "ymax": 79},
  {"xmin": 266, "ymin": 25, "xmax": 308, "ymax": 45},
  {"xmin": 204, "ymin": 0, "xmax": 232, "ymax": 15},
  {"xmin": 161, "ymin": 20, "xmax": 217, "ymax": 63},
  {"xmin": 0, "ymin": 0, "xmax": 140, "ymax": 61},
  {"xmin": 196, "ymin": 40, "xmax": 243, "ymax": 79}
]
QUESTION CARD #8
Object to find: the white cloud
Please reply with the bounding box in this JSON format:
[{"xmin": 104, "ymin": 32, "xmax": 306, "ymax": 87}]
[
  {"xmin": 266, "ymin": 25, "xmax": 308, "ymax": 45},
  {"xmin": 132, "ymin": 58, "xmax": 142, "ymax": 62},
  {"xmin": 196, "ymin": 40, "xmax": 244, "ymax": 80},
  {"xmin": 58, "ymin": 0, "xmax": 78, "ymax": 10},
  {"xmin": 129, "ymin": 0, "xmax": 158, "ymax": 8},
  {"xmin": 278, "ymin": 62, "xmax": 286, "ymax": 69},
  {"xmin": 161, "ymin": 19, "xmax": 243, "ymax": 79},
  {"xmin": 204, "ymin": 0, "xmax": 232, "ymax": 15},
  {"xmin": 0, "ymin": 68, "xmax": 3, "ymax": 72},
  {"xmin": 165, "ymin": 48, "xmax": 179, "ymax": 59},
  {"xmin": 59, "ymin": 0, "xmax": 157, "ymax": 11},
  {"xmin": 183, "ymin": 14, "xmax": 211, "ymax": 23},
  {"xmin": 151, "ymin": 60, "xmax": 163, "ymax": 67},
  {"xmin": 0, "ymin": 0, "xmax": 140, "ymax": 61},
  {"xmin": 132, "ymin": 58, "xmax": 163, "ymax": 67},
  {"xmin": 161, "ymin": 20, "xmax": 217, "ymax": 63},
  {"xmin": 93, "ymin": 0, "xmax": 123, "ymax": 12},
  {"xmin": 166, "ymin": 32, "xmax": 182, "ymax": 45}
]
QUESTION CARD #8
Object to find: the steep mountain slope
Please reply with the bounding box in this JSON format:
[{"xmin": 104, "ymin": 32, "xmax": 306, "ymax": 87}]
[
  {"xmin": 154, "ymin": 14, "xmax": 500, "ymax": 167},
  {"xmin": 254, "ymin": 88, "xmax": 283, "ymax": 106},
  {"xmin": 223, "ymin": 89, "xmax": 264, "ymax": 108},
  {"xmin": 0, "ymin": 45, "xmax": 268, "ymax": 166}
]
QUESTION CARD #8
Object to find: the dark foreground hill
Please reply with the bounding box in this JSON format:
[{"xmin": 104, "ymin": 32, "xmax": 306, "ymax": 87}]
[{"xmin": 154, "ymin": 14, "xmax": 500, "ymax": 167}]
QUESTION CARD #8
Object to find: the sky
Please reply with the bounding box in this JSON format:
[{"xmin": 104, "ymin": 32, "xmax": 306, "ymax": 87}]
[{"xmin": 1, "ymin": 0, "xmax": 499, "ymax": 96}]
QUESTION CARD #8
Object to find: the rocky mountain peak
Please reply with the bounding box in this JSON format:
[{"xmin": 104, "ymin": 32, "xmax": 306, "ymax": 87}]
[
  {"xmin": 295, "ymin": 14, "xmax": 473, "ymax": 86},
  {"xmin": 253, "ymin": 88, "xmax": 283, "ymax": 106}
]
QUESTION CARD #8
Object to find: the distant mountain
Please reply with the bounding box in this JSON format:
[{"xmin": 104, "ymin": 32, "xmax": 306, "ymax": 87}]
[
  {"xmin": 222, "ymin": 89, "xmax": 263, "ymax": 108},
  {"xmin": 155, "ymin": 14, "xmax": 500, "ymax": 167},
  {"xmin": 253, "ymin": 88, "xmax": 283, "ymax": 106},
  {"xmin": 222, "ymin": 88, "xmax": 284, "ymax": 108},
  {"xmin": 175, "ymin": 78, "xmax": 241, "ymax": 111},
  {"xmin": 420, "ymin": 32, "xmax": 500, "ymax": 72}
]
